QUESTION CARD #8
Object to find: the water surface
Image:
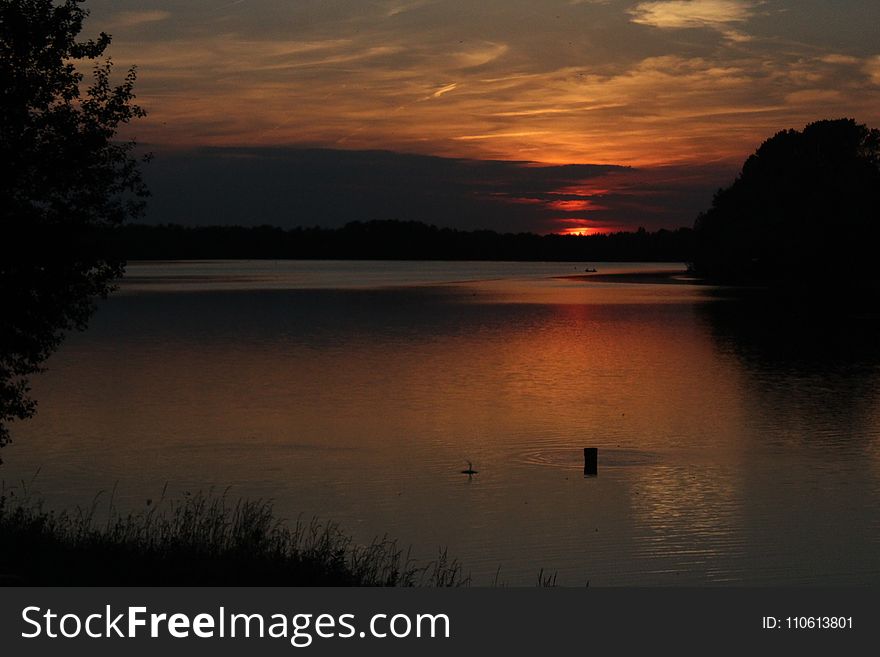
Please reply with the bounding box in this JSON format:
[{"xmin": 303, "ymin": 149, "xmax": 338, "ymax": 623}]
[{"xmin": 5, "ymin": 260, "xmax": 880, "ymax": 585}]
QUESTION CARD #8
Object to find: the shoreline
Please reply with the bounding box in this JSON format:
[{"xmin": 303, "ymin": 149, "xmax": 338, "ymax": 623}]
[{"xmin": 556, "ymin": 270, "xmax": 702, "ymax": 285}]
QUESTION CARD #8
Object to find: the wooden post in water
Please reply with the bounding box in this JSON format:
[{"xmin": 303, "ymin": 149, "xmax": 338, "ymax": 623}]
[{"xmin": 584, "ymin": 448, "xmax": 598, "ymax": 476}]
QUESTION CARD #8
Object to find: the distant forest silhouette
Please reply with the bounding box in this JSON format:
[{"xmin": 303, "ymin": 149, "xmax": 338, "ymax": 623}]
[{"xmin": 105, "ymin": 221, "xmax": 695, "ymax": 262}]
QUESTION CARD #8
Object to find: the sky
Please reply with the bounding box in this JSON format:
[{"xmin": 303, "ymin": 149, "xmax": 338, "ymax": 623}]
[{"xmin": 84, "ymin": 0, "xmax": 880, "ymax": 233}]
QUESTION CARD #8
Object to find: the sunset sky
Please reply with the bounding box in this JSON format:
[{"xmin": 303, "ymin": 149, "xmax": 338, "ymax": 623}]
[{"xmin": 86, "ymin": 0, "xmax": 880, "ymax": 233}]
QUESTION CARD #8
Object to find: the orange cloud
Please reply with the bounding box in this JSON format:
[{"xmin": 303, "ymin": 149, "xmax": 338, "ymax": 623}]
[
  {"xmin": 629, "ymin": 1, "xmax": 756, "ymax": 30},
  {"xmin": 97, "ymin": 1, "xmax": 880, "ymax": 169},
  {"xmin": 546, "ymin": 199, "xmax": 605, "ymax": 212},
  {"xmin": 109, "ymin": 10, "xmax": 171, "ymax": 28}
]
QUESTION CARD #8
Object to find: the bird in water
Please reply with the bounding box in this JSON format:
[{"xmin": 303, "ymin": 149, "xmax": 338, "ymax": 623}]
[{"xmin": 461, "ymin": 460, "xmax": 478, "ymax": 475}]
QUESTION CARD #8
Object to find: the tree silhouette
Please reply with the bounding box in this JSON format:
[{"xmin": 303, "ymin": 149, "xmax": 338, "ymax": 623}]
[
  {"xmin": 0, "ymin": 0, "xmax": 147, "ymax": 452},
  {"xmin": 692, "ymin": 119, "xmax": 880, "ymax": 283}
]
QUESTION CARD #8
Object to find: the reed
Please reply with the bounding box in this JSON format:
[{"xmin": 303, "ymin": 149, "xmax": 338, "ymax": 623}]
[{"xmin": 0, "ymin": 487, "xmax": 469, "ymax": 587}]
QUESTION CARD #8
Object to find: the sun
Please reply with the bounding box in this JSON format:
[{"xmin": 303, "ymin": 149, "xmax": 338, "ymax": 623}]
[
  {"xmin": 559, "ymin": 226, "xmax": 598, "ymax": 236},
  {"xmin": 553, "ymin": 218, "xmax": 619, "ymax": 236}
]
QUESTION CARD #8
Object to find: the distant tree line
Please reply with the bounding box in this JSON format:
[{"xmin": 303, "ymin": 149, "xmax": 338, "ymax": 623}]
[{"xmin": 104, "ymin": 220, "xmax": 695, "ymax": 262}]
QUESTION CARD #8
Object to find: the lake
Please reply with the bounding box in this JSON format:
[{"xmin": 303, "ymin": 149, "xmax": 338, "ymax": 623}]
[{"xmin": 4, "ymin": 260, "xmax": 880, "ymax": 585}]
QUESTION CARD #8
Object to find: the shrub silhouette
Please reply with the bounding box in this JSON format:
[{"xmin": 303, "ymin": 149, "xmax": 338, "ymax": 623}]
[{"xmin": 692, "ymin": 119, "xmax": 880, "ymax": 283}]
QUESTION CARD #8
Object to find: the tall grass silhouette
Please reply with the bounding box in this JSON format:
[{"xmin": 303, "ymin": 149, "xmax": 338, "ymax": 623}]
[{"xmin": 0, "ymin": 485, "xmax": 468, "ymax": 586}]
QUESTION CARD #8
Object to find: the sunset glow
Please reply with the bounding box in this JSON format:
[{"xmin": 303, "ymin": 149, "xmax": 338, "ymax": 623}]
[
  {"xmin": 555, "ymin": 219, "xmax": 617, "ymax": 236},
  {"xmin": 83, "ymin": 0, "xmax": 880, "ymax": 232},
  {"xmin": 558, "ymin": 226, "xmax": 600, "ymax": 237}
]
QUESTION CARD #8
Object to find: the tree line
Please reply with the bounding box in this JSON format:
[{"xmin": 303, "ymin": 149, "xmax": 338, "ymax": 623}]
[{"xmin": 104, "ymin": 221, "xmax": 696, "ymax": 262}]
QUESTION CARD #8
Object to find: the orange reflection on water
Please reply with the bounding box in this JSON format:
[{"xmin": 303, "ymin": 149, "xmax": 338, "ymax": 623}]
[{"xmin": 8, "ymin": 262, "xmax": 880, "ymax": 585}]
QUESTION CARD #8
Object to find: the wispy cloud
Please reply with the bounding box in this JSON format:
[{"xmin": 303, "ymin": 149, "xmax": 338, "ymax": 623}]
[
  {"xmin": 99, "ymin": 0, "xmax": 880, "ymax": 170},
  {"xmin": 384, "ymin": 0, "xmax": 435, "ymax": 18},
  {"xmin": 426, "ymin": 82, "xmax": 458, "ymax": 99},
  {"xmin": 450, "ymin": 42, "xmax": 509, "ymax": 69},
  {"xmin": 819, "ymin": 54, "xmax": 861, "ymax": 66},
  {"xmin": 866, "ymin": 56, "xmax": 880, "ymax": 85},
  {"xmin": 110, "ymin": 10, "xmax": 171, "ymax": 28},
  {"xmin": 81, "ymin": 0, "xmax": 880, "ymax": 233},
  {"xmin": 629, "ymin": 0, "xmax": 756, "ymax": 30}
]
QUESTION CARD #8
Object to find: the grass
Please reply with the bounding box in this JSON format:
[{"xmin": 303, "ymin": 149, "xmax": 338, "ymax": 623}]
[{"xmin": 0, "ymin": 485, "xmax": 469, "ymax": 586}]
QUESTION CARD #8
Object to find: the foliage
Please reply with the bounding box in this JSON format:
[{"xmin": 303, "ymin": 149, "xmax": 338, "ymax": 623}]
[
  {"xmin": 692, "ymin": 119, "xmax": 880, "ymax": 283},
  {"xmin": 0, "ymin": 488, "xmax": 468, "ymax": 586},
  {"xmin": 0, "ymin": 0, "xmax": 147, "ymax": 449},
  {"xmin": 104, "ymin": 220, "xmax": 696, "ymax": 262}
]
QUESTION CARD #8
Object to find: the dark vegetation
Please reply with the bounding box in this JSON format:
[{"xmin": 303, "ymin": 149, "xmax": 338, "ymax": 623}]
[
  {"xmin": 692, "ymin": 118, "xmax": 880, "ymax": 284},
  {"xmin": 0, "ymin": 488, "xmax": 467, "ymax": 586},
  {"xmin": 0, "ymin": 0, "xmax": 147, "ymax": 450},
  {"xmin": 105, "ymin": 221, "xmax": 695, "ymax": 262}
]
